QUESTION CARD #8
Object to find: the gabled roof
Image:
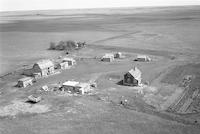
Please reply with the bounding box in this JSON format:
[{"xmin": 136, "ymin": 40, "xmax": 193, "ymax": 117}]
[
  {"xmin": 18, "ymin": 77, "xmax": 33, "ymax": 82},
  {"xmin": 137, "ymin": 55, "xmax": 150, "ymax": 59},
  {"xmin": 34, "ymin": 60, "xmax": 54, "ymax": 69},
  {"xmin": 102, "ymin": 53, "xmax": 114, "ymax": 58},
  {"xmin": 116, "ymin": 52, "xmax": 122, "ymax": 55},
  {"xmin": 60, "ymin": 61, "xmax": 68, "ymax": 65},
  {"xmin": 62, "ymin": 81, "xmax": 79, "ymax": 87},
  {"xmin": 62, "ymin": 57, "xmax": 75, "ymax": 62},
  {"xmin": 127, "ymin": 67, "xmax": 141, "ymax": 80}
]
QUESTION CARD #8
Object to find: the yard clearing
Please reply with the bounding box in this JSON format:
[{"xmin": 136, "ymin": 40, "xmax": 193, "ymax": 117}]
[{"xmin": 0, "ymin": 100, "xmax": 50, "ymax": 117}]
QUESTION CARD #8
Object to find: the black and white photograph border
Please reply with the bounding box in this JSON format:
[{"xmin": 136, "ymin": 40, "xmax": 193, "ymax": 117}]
[{"xmin": 0, "ymin": 0, "xmax": 200, "ymax": 134}]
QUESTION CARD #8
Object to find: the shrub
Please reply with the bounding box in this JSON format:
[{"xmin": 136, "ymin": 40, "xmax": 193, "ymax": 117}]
[
  {"xmin": 49, "ymin": 42, "xmax": 56, "ymax": 50},
  {"xmin": 49, "ymin": 40, "xmax": 83, "ymax": 51}
]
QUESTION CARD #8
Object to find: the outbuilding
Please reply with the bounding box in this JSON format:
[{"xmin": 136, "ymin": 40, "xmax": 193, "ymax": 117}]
[
  {"xmin": 61, "ymin": 81, "xmax": 91, "ymax": 94},
  {"xmin": 17, "ymin": 77, "xmax": 33, "ymax": 88},
  {"xmin": 123, "ymin": 67, "xmax": 142, "ymax": 86},
  {"xmin": 57, "ymin": 61, "xmax": 69, "ymax": 70},
  {"xmin": 32, "ymin": 60, "xmax": 54, "ymax": 77},
  {"xmin": 41, "ymin": 85, "xmax": 49, "ymax": 91},
  {"xmin": 62, "ymin": 58, "xmax": 76, "ymax": 66},
  {"xmin": 75, "ymin": 83, "xmax": 91, "ymax": 94},
  {"xmin": 114, "ymin": 52, "xmax": 122, "ymax": 58},
  {"xmin": 28, "ymin": 95, "xmax": 41, "ymax": 103},
  {"xmin": 101, "ymin": 53, "xmax": 114, "ymax": 62},
  {"xmin": 134, "ymin": 55, "xmax": 151, "ymax": 62},
  {"xmin": 61, "ymin": 81, "xmax": 79, "ymax": 92}
]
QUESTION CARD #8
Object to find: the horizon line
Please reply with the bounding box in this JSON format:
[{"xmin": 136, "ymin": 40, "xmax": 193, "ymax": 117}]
[{"xmin": 1, "ymin": 4, "xmax": 200, "ymax": 13}]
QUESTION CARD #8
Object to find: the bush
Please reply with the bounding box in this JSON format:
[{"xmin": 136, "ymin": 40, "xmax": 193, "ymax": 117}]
[
  {"xmin": 56, "ymin": 41, "xmax": 65, "ymax": 50},
  {"xmin": 49, "ymin": 40, "xmax": 83, "ymax": 51},
  {"xmin": 49, "ymin": 42, "xmax": 56, "ymax": 50}
]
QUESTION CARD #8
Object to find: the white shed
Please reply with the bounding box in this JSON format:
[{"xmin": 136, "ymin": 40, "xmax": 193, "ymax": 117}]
[
  {"xmin": 75, "ymin": 83, "xmax": 91, "ymax": 94},
  {"xmin": 134, "ymin": 55, "xmax": 151, "ymax": 62},
  {"xmin": 17, "ymin": 77, "xmax": 33, "ymax": 88},
  {"xmin": 62, "ymin": 58, "xmax": 76, "ymax": 66},
  {"xmin": 61, "ymin": 81, "xmax": 91, "ymax": 94},
  {"xmin": 101, "ymin": 53, "xmax": 114, "ymax": 62}
]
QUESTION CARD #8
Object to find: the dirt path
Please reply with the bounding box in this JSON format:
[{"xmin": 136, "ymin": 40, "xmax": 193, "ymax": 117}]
[{"xmin": 93, "ymin": 31, "xmax": 141, "ymax": 43}]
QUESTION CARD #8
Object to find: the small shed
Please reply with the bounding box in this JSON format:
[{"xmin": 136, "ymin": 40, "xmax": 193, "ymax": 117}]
[
  {"xmin": 61, "ymin": 81, "xmax": 79, "ymax": 93},
  {"xmin": 101, "ymin": 53, "xmax": 114, "ymax": 62},
  {"xmin": 32, "ymin": 60, "xmax": 54, "ymax": 76},
  {"xmin": 134, "ymin": 55, "xmax": 151, "ymax": 62},
  {"xmin": 123, "ymin": 67, "xmax": 142, "ymax": 86},
  {"xmin": 75, "ymin": 83, "xmax": 91, "ymax": 94},
  {"xmin": 114, "ymin": 52, "xmax": 122, "ymax": 58},
  {"xmin": 61, "ymin": 81, "xmax": 91, "ymax": 94},
  {"xmin": 28, "ymin": 95, "xmax": 41, "ymax": 103},
  {"xmin": 57, "ymin": 61, "xmax": 69, "ymax": 70},
  {"xmin": 62, "ymin": 58, "xmax": 76, "ymax": 66},
  {"xmin": 17, "ymin": 77, "xmax": 33, "ymax": 88},
  {"xmin": 41, "ymin": 85, "xmax": 49, "ymax": 91}
]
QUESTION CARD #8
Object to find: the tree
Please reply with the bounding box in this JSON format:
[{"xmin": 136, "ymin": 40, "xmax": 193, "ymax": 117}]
[
  {"xmin": 49, "ymin": 42, "xmax": 56, "ymax": 50},
  {"xmin": 56, "ymin": 41, "xmax": 65, "ymax": 50}
]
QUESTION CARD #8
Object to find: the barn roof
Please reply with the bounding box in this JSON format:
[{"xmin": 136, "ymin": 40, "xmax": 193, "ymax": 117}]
[
  {"xmin": 18, "ymin": 77, "xmax": 33, "ymax": 82},
  {"xmin": 34, "ymin": 60, "xmax": 54, "ymax": 69},
  {"xmin": 127, "ymin": 67, "xmax": 141, "ymax": 80}
]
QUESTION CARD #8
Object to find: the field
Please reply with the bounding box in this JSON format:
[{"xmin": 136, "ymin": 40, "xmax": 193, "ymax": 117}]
[{"xmin": 0, "ymin": 6, "xmax": 200, "ymax": 134}]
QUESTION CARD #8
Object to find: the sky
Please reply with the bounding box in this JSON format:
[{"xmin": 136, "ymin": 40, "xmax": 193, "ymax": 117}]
[{"xmin": 0, "ymin": 0, "xmax": 200, "ymax": 11}]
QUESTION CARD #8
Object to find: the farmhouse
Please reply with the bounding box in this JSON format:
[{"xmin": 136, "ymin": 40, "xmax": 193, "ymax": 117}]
[
  {"xmin": 134, "ymin": 55, "xmax": 151, "ymax": 62},
  {"xmin": 62, "ymin": 58, "xmax": 76, "ymax": 66},
  {"xmin": 123, "ymin": 67, "xmax": 142, "ymax": 86},
  {"xmin": 61, "ymin": 81, "xmax": 91, "ymax": 94},
  {"xmin": 32, "ymin": 60, "xmax": 54, "ymax": 77},
  {"xmin": 101, "ymin": 53, "xmax": 114, "ymax": 62},
  {"xmin": 17, "ymin": 77, "xmax": 33, "ymax": 88},
  {"xmin": 114, "ymin": 52, "xmax": 122, "ymax": 58}
]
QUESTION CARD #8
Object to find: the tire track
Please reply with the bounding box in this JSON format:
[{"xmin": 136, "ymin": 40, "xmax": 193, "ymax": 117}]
[{"xmin": 93, "ymin": 31, "xmax": 141, "ymax": 44}]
